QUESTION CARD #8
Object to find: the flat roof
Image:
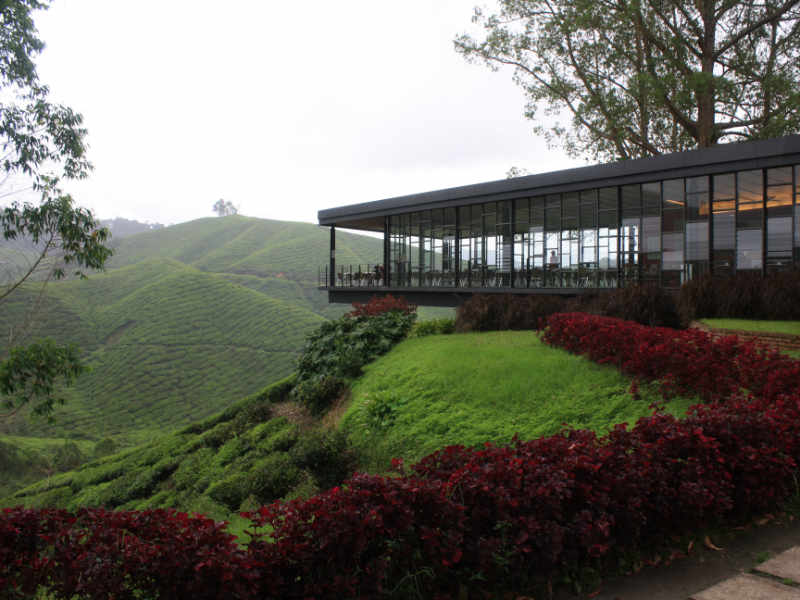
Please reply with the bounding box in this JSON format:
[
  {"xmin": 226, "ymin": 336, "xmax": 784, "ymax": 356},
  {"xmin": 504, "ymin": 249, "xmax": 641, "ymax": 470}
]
[{"xmin": 319, "ymin": 135, "xmax": 800, "ymax": 231}]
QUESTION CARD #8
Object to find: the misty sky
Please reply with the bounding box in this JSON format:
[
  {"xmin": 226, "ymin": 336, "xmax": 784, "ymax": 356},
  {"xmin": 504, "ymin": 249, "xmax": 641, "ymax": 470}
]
[{"xmin": 32, "ymin": 1, "xmax": 581, "ymax": 226}]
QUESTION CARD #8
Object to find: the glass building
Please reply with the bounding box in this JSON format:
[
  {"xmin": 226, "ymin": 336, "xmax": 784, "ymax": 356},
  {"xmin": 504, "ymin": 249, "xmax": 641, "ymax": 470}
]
[{"xmin": 318, "ymin": 136, "xmax": 800, "ymax": 306}]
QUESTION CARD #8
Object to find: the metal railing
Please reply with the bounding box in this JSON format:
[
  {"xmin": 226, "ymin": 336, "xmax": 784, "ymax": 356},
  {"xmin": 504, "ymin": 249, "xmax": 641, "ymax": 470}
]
[
  {"xmin": 318, "ymin": 263, "xmax": 623, "ymax": 290},
  {"xmin": 318, "ymin": 264, "xmax": 385, "ymax": 288}
]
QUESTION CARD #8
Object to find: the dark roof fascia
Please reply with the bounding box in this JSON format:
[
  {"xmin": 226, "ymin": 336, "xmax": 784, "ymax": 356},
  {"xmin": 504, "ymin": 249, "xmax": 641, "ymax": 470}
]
[{"xmin": 318, "ymin": 135, "xmax": 800, "ymax": 227}]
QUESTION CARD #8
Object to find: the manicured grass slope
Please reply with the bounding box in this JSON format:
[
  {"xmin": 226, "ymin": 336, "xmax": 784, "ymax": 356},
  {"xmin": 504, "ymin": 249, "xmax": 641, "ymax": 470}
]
[{"xmin": 341, "ymin": 331, "xmax": 693, "ymax": 471}]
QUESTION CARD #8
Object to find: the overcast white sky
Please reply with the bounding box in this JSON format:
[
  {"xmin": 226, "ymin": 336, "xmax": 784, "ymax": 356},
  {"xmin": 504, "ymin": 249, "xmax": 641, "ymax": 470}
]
[{"xmin": 32, "ymin": 0, "xmax": 581, "ymax": 226}]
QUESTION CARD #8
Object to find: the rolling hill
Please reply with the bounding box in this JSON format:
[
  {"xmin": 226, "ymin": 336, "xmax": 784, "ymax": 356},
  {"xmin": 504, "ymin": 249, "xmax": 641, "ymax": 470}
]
[{"xmin": 0, "ymin": 216, "xmax": 384, "ymax": 493}]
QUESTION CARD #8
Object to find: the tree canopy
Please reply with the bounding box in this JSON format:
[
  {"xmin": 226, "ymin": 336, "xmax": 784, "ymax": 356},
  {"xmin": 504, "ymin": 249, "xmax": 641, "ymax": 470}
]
[
  {"xmin": 0, "ymin": 0, "xmax": 112, "ymax": 421},
  {"xmin": 212, "ymin": 198, "xmax": 238, "ymax": 216},
  {"xmin": 456, "ymin": 0, "xmax": 800, "ymax": 161}
]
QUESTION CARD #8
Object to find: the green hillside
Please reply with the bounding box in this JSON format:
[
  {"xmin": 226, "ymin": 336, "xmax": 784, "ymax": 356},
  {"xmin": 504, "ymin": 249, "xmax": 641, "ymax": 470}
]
[
  {"xmin": 0, "ymin": 215, "xmax": 451, "ymax": 497},
  {"xmin": 0, "ymin": 260, "xmax": 325, "ymax": 442},
  {"xmin": 107, "ymin": 215, "xmax": 380, "ymax": 282},
  {"xmin": 5, "ymin": 330, "xmax": 691, "ymax": 531}
]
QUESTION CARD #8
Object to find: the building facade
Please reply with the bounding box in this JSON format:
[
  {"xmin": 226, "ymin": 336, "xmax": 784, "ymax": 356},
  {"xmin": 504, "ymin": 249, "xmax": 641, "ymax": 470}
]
[{"xmin": 318, "ymin": 136, "xmax": 800, "ymax": 306}]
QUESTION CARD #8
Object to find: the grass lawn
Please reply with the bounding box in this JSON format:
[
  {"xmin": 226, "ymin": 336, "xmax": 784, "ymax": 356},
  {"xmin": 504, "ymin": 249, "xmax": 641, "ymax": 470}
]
[
  {"xmin": 701, "ymin": 318, "xmax": 800, "ymax": 336},
  {"xmin": 340, "ymin": 331, "xmax": 694, "ymax": 472}
]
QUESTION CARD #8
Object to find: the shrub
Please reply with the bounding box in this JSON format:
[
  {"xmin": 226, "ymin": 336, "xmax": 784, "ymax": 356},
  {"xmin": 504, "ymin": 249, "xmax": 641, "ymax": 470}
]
[
  {"xmin": 364, "ymin": 390, "xmax": 402, "ymax": 432},
  {"xmin": 411, "ymin": 317, "xmax": 456, "ymax": 337},
  {"xmin": 600, "ymin": 283, "xmax": 680, "ymax": 328},
  {"xmin": 93, "ymin": 437, "xmax": 117, "ymax": 459},
  {"xmin": 53, "ymin": 441, "xmax": 84, "ymax": 472},
  {"xmin": 290, "ymin": 429, "xmax": 357, "ymax": 490},
  {"xmin": 257, "ymin": 423, "xmax": 299, "ymax": 453},
  {"xmin": 678, "ymin": 270, "xmax": 800, "ymax": 323},
  {"xmin": 207, "ymin": 472, "xmax": 252, "ymax": 511},
  {"xmin": 245, "ymin": 474, "xmax": 464, "ymax": 599},
  {"xmin": 294, "ymin": 307, "xmax": 416, "ymax": 393},
  {"xmin": 290, "ymin": 374, "xmax": 345, "ymax": 415},
  {"xmin": 249, "ymin": 453, "xmax": 300, "ymax": 503},
  {"xmin": 348, "ymin": 294, "xmax": 416, "ymax": 317},
  {"xmin": 455, "ymin": 294, "xmax": 565, "ymax": 332}
]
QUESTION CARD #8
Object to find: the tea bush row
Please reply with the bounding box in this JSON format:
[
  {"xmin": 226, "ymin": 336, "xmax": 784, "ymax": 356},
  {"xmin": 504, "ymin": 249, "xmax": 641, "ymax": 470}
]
[{"xmin": 542, "ymin": 312, "xmax": 800, "ymax": 403}]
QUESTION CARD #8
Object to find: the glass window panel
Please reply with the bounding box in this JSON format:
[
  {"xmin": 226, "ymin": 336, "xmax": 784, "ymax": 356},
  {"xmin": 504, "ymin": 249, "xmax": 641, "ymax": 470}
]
[
  {"xmin": 663, "ymin": 179, "xmax": 685, "ymax": 209},
  {"xmin": 497, "ymin": 200, "xmax": 512, "ymax": 224},
  {"xmin": 768, "ymin": 167, "xmax": 792, "ymax": 186},
  {"xmin": 663, "ymin": 232, "xmax": 684, "ymax": 270},
  {"xmin": 737, "ymin": 170, "xmax": 763, "ymax": 229},
  {"xmin": 737, "ymin": 229, "xmax": 762, "ymax": 270},
  {"xmin": 599, "ymin": 187, "xmax": 617, "ymax": 210},
  {"xmin": 713, "ymin": 174, "xmax": 735, "ymax": 261},
  {"xmin": 483, "ymin": 204, "xmax": 496, "ymax": 230},
  {"xmin": 686, "ymin": 221, "xmax": 709, "ymax": 261},
  {"xmin": 621, "ymin": 185, "xmax": 641, "ymax": 217},
  {"xmin": 581, "ymin": 229, "xmax": 597, "ymax": 264},
  {"xmin": 713, "ymin": 213, "xmax": 736, "ymax": 250},
  {"xmin": 687, "ymin": 176, "xmax": 709, "ymax": 194},
  {"xmin": 642, "ymin": 182, "xmax": 660, "ymax": 214},
  {"xmin": 767, "ymin": 185, "xmax": 793, "ymax": 213},
  {"xmin": 642, "ymin": 216, "xmax": 661, "ymax": 252},
  {"xmin": 562, "ymin": 192, "xmax": 579, "ymax": 228},
  {"xmin": 444, "ymin": 207, "xmax": 456, "ymax": 228},
  {"xmin": 514, "ymin": 199, "xmax": 529, "ymax": 234},
  {"xmin": 663, "ymin": 208, "xmax": 684, "ymax": 233},
  {"xmin": 531, "ymin": 196, "xmax": 545, "ymax": 227},
  {"xmin": 767, "ymin": 177, "xmax": 792, "ymax": 261},
  {"xmin": 580, "ymin": 189, "xmax": 597, "ymax": 228},
  {"xmin": 714, "ymin": 173, "xmax": 735, "ymax": 200},
  {"xmin": 545, "ymin": 194, "xmax": 561, "ymax": 231},
  {"xmin": 767, "ymin": 217, "xmax": 792, "ymax": 259},
  {"xmin": 687, "ymin": 176, "xmax": 709, "ymax": 220},
  {"xmin": 795, "ymin": 165, "xmax": 800, "ymax": 250}
]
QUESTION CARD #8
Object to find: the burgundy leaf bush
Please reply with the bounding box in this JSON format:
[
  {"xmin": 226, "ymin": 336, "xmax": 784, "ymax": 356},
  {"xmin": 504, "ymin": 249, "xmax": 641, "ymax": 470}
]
[{"xmin": 541, "ymin": 312, "xmax": 800, "ymax": 403}]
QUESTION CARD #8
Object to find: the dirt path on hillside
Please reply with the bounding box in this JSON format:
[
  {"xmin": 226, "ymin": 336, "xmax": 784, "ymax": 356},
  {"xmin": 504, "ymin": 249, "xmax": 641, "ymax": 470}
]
[{"xmin": 270, "ymin": 401, "xmax": 316, "ymax": 430}]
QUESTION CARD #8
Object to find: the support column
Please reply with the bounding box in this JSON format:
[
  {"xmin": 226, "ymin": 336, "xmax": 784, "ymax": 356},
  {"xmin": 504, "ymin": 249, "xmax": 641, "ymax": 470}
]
[
  {"xmin": 384, "ymin": 216, "xmax": 390, "ymax": 288},
  {"xmin": 330, "ymin": 225, "xmax": 336, "ymax": 287}
]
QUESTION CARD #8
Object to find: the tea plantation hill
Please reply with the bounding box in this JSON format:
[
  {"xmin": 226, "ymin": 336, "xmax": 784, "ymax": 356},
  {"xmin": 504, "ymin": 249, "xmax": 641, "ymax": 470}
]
[
  {"xmin": 0, "ymin": 216, "xmax": 385, "ymax": 494},
  {"xmin": 3, "ymin": 330, "xmax": 691, "ymax": 538},
  {"xmin": 105, "ymin": 215, "xmax": 382, "ymax": 319}
]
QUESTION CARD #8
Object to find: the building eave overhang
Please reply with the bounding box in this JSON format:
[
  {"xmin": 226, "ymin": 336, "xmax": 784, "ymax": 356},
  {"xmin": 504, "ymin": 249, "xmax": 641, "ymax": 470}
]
[{"xmin": 318, "ymin": 135, "xmax": 800, "ymax": 230}]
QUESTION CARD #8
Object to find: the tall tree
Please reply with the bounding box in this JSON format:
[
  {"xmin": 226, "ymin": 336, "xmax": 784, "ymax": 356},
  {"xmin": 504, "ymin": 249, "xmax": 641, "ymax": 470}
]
[
  {"xmin": 456, "ymin": 0, "xmax": 800, "ymax": 161},
  {"xmin": 212, "ymin": 198, "xmax": 237, "ymax": 216},
  {"xmin": 0, "ymin": 0, "xmax": 112, "ymax": 421}
]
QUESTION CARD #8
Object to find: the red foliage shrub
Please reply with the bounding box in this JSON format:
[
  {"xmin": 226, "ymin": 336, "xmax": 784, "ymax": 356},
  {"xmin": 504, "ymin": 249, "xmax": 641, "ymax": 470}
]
[
  {"xmin": 0, "ymin": 508, "xmax": 253, "ymax": 600},
  {"xmin": 541, "ymin": 312, "xmax": 800, "ymax": 403},
  {"xmin": 244, "ymin": 473, "xmax": 465, "ymax": 599},
  {"xmin": 348, "ymin": 294, "xmax": 416, "ymax": 317}
]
